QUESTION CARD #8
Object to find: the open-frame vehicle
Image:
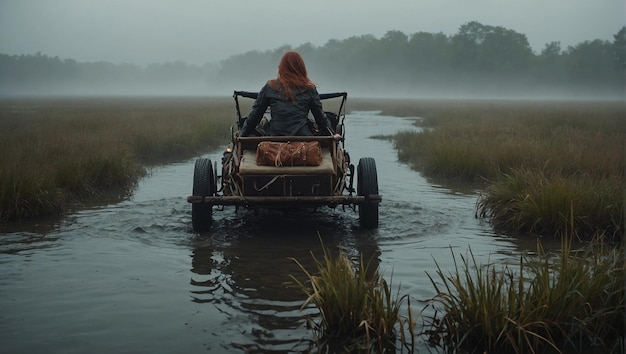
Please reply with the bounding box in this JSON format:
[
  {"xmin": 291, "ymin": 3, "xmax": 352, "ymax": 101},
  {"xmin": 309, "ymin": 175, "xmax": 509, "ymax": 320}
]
[{"xmin": 187, "ymin": 91, "xmax": 381, "ymax": 232}]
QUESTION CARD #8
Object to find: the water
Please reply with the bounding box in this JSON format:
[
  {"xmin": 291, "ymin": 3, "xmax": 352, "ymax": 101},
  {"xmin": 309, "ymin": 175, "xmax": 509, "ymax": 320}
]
[{"xmin": 0, "ymin": 112, "xmax": 522, "ymax": 353}]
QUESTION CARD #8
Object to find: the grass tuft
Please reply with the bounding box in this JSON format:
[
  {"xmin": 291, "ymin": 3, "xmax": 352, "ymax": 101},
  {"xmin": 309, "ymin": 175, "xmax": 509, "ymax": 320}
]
[
  {"xmin": 423, "ymin": 237, "xmax": 624, "ymax": 353},
  {"xmin": 289, "ymin": 238, "xmax": 413, "ymax": 352},
  {"xmin": 476, "ymin": 169, "xmax": 624, "ymax": 240}
]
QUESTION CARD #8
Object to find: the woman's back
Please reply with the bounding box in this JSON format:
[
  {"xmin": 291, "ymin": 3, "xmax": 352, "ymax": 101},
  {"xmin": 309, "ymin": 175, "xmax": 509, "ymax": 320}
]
[
  {"xmin": 240, "ymin": 51, "xmax": 331, "ymax": 137},
  {"xmin": 262, "ymin": 84, "xmax": 325, "ymax": 136}
]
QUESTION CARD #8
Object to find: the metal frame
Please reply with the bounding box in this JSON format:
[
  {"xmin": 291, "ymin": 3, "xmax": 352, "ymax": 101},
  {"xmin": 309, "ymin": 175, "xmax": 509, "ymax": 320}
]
[{"xmin": 187, "ymin": 91, "xmax": 380, "ymax": 214}]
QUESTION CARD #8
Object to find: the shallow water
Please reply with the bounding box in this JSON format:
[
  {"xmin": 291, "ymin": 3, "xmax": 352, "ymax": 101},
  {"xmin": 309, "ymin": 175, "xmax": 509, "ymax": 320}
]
[{"xmin": 1, "ymin": 111, "xmax": 524, "ymax": 353}]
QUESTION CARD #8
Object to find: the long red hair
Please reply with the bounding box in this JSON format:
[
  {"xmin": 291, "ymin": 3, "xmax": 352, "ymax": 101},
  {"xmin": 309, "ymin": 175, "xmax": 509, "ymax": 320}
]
[{"xmin": 269, "ymin": 51, "xmax": 315, "ymax": 101}]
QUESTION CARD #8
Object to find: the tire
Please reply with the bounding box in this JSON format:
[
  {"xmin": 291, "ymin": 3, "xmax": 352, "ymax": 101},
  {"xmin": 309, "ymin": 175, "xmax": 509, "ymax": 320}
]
[
  {"xmin": 357, "ymin": 157, "xmax": 379, "ymax": 229},
  {"xmin": 192, "ymin": 158, "xmax": 215, "ymax": 232}
]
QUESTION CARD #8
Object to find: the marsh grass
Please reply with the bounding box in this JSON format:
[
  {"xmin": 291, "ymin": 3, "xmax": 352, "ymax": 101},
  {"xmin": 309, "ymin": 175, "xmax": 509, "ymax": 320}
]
[
  {"xmin": 476, "ymin": 169, "xmax": 624, "ymax": 240},
  {"xmin": 351, "ymin": 99, "xmax": 625, "ymax": 350},
  {"xmin": 289, "ymin": 240, "xmax": 414, "ymax": 352},
  {"xmin": 357, "ymin": 99, "xmax": 626, "ymax": 240},
  {"xmin": 423, "ymin": 237, "xmax": 624, "ymax": 354},
  {"xmin": 0, "ymin": 96, "xmax": 233, "ymax": 222},
  {"xmin": 388, "ymin": 100, "xmax": 625, "ymax": 182}
]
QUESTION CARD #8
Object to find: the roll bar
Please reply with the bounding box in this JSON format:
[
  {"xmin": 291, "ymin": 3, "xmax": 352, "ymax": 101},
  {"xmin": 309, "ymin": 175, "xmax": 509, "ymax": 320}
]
[
  {"xmin": 233, "ymin": 91, "xmax": 347, "ymax": 100},
  {"xmin": 233, "ymin": 90, "xmax": 348, "ymax": 130}
]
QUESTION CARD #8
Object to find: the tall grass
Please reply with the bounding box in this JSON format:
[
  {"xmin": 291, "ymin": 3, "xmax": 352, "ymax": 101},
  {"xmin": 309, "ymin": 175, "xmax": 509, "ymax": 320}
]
[
  {"xmin": 0, "ymin": 96, "xmax": 233, "ymax": 222},
  {"xmin": 350, "ymin": 99, "xmax": 625, "ymax": 351},
  {"xmin": 423, "ymin": 237, "xmax": 624, "ymax": 353},
  {"xmin": 289, "ymin": 240, "xmax": 414, "ymax": 352},
  {"xmin": 359, "ymin": 99, "xmax": 625, "ymax": 240},
  {"xmin": 476, "ymin": 169, "xmax": 624, "ymax": 240},
  {"xmin": 389, "ymin": 100, "xmax": 625, "ymax": 182}
]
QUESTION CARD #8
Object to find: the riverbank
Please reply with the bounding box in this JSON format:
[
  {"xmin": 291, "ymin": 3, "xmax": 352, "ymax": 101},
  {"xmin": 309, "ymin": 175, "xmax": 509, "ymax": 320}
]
[
  {"xmin": 1, "ymin": 97, "xmax": 622, "ymax": 352},
  {"xmin": 0, "ymin": 96, "xmax": 232, "ymax": 223},
  {"xmin": 3, "ymin": 96, "xmax": 624, "ymax": 241},
  {"xmin": 352, "ymin": 98, "xmax": 625, "ymax": 241}
]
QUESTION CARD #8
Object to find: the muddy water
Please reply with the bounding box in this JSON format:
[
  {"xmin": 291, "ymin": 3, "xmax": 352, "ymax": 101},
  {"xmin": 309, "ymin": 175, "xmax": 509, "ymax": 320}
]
[{"xmin": 1, "ymin": 112, "xmax": 523, "ymax": 353}]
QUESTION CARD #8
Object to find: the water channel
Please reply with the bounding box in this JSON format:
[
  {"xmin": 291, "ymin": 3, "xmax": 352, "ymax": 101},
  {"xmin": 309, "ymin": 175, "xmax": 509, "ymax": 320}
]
[{"xmin": 1, "ymin": 111, "xmax": 526, "ymax": 353}]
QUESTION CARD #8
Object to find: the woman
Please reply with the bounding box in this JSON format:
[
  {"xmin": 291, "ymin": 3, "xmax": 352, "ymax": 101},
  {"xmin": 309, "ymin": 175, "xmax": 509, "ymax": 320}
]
[{"xmin": 240, "ymin": 51, "xmax": 332, "ymax": 137}]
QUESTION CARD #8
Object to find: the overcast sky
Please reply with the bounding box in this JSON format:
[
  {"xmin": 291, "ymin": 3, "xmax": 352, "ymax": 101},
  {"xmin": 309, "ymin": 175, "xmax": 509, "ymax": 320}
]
[{"xmin": 1, "ymin": 0, "xmax": 624, "ymax": 66}]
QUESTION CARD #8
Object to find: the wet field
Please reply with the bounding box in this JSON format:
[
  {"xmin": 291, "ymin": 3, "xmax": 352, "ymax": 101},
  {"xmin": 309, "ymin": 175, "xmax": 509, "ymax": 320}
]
[{"xmin": 1, "ymin": 111, "xmax": 528, "ymax": 353}]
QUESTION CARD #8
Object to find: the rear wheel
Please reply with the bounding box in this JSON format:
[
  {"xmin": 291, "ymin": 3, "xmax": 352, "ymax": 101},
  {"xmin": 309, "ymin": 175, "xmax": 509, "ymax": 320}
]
[
  {"xmin": 192, "ymin": 158, "xmax": 215, "ymax": 232},
  {"xmin": 357, "ymin": 157, "xmax": 379, "ymax": 229}
]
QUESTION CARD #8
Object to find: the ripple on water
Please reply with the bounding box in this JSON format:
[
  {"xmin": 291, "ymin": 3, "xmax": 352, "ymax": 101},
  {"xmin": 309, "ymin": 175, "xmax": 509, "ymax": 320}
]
[{"xmin": 1, "ymin": 111, "xmax": 522, "ymax": 353}]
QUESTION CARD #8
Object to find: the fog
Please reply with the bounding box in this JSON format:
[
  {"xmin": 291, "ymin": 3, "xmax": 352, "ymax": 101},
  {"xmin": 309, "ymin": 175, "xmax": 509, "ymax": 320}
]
[
  {"xmin": 2, "ymin": 44, "xmax": 623, "ymax": 100},
  {"xmin": 2, "ymin": 75, "xmax": 621, "ymax": 102},
  {"xmin": 1, "ymin": 0, "xmax": 623, "ymax": 65},
  {"xmin": 1, "ymin": 0, "xmax": 624, "ymax": 99}
]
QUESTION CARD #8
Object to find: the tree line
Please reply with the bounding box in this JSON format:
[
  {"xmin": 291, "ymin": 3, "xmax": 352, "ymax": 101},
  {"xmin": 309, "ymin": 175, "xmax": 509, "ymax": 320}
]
[
  {"xmin": 0, "ymin": 53, "xmax": 219, "ymax": 95},
  {"xmin": 1, "ymin": 22, "xmax": 624, "ymax": 98}
]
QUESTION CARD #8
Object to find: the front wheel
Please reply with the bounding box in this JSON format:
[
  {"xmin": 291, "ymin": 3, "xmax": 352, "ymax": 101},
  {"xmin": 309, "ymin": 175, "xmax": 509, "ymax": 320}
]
[
  {"xmin": 357, "ymin": 157, "xmax": 379, "ymax": 229},
  {"xmin": 192, "ymin": 158, "xmax": 215, "ymax": 232}
]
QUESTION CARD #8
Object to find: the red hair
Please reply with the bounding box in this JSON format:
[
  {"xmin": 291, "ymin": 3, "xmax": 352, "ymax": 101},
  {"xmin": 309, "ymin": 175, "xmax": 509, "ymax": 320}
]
[{"xmin": 269, "ymin": 51, "xmax": 315, "ymax": 101}]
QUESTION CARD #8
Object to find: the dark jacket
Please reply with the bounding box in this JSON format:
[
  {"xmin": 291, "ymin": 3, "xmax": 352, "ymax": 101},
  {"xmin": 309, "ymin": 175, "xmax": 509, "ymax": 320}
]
[{"xmin": 240, "ymin": 83, "xmax": 331, "ymax": 136}]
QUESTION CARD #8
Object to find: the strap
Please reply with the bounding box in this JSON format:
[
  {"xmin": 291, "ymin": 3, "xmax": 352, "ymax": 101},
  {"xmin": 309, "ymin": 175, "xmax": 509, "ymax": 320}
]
[
  {"xmin": 273, "ymin": 143, "xmax": 285, "ymax": 167},
  {"xmin": 253, "ymin": 175, "xmax": 282, "ymax": 191}
]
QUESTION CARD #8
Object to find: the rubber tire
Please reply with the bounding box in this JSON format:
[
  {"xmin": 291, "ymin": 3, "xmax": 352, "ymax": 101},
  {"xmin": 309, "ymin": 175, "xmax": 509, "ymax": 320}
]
[
  {"xmin": 192, "ymin": 158, "xmax": 214, "ymax": 232},
  {"xmin": 357, "ymin": 157, "xmax": 379, "ymax": 229}
]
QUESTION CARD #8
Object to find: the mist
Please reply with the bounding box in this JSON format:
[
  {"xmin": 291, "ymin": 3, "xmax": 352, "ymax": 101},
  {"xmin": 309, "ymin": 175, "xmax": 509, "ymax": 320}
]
[
  {"xmin": 1, "ymin": 62, "xmax": 620, "ymax": 102},
  {"xmin": 1, "ymin": 22, "xmax": 624, "ymax": 101}
]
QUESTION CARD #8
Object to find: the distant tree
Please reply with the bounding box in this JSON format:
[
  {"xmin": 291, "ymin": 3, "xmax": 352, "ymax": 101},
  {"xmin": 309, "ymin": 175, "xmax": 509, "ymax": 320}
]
[
  {"xmin": 612, "ymin": 27, "xmax": 626, "ymax": 70},
  {"xmin": 407, "ymin": 31, "xmax": 452, "ymax": 71},
  {"xmin": 217, "ymin": 50, "xmax": 276, "ymax": 88},
  {"xmin": 564, "ymin": 39, "xmax": 617, "ymax": 85},
  {"xmin": 451, "ymin": 21, "xmax": 532, "ymax": 76},
  {"xmin": 2, "ymin": 24, "xmax": 624, "ymax": 97},
  {"xmin": 541, "ymin": 41, "xmax": 562, "ymax": 57},
  {"xmin": 316, "ymin": 38, "xmax": 356, "ymax": 82},
  {"xmin": 294, "ymin": 42, "xmax": 316, "ymax": 61},
  {"xmin": 447, "ymin": 21, "xmax": 534, "ymax": 95},
  {"xmin": 533, "ymin": 41, "xmax": 566, "ymax": 85},
  {"xmin": 379, "ymin": 30, "xmax": 410, "ymax": 66},
  {"xmin": 481, "ymin": 26, "xmax": 532, "ymax": 75},
  {"xmin": 450, "ymin": 21, "xmax": 486, "ymax": 74}
]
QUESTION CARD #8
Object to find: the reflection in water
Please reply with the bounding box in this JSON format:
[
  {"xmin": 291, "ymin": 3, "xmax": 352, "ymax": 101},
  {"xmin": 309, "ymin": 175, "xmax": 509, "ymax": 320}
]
[
  {"xmin": 0, "ymin": 110, "xmax": 523, "ymax": 354},
  {"xmin": 189, "ymin": 209, "xmax": 381, "ymax": 352},
  {"xmin": 0, "ymin": 232, "xmax": 60, "ymax": 255}
]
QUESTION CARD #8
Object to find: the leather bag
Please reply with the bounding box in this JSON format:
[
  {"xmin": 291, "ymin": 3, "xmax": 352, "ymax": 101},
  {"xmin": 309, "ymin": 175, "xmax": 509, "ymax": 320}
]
[{"xmin": 256, "ymin": 141, "xmax": 323, "ymax": 167}]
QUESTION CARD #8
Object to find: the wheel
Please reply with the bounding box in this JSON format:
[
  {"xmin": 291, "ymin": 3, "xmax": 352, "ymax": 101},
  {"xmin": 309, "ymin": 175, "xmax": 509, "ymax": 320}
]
[
  {"xmin": 357, "ymin": 157, "xmax": 379, "ymax": 229},
  {"xmin": 192, "ymin": 158, "xmax": 215, "ymax": 232},
  {"xmin": 213, "ymin": 160, "xmax": 219, "ymax": 192}
]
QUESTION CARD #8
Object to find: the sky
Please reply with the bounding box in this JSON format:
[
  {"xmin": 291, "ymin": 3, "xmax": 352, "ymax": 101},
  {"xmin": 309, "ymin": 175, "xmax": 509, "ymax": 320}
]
[{"xmin": 1, "ymin": 0, "xmax": 624, "ymax": 66}]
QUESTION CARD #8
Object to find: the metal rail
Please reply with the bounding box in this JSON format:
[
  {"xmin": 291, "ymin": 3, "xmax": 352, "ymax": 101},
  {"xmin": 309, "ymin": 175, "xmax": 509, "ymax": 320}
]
[{"xmin": 187, "ymin": 194, "xmax": 381, "ymax": 207}]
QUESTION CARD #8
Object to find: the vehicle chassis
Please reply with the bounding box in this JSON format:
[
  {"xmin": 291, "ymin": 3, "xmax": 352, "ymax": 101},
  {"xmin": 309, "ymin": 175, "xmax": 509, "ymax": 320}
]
[{"xmin": 187, "ymin": 91, "xmax": 381, "ymax": 232}]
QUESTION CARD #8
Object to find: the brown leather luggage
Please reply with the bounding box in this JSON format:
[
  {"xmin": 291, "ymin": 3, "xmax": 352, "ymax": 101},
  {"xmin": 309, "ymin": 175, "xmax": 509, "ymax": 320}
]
[{"xmin": 256, "ymin": 141, "xmax": 323, "ymax": 167}]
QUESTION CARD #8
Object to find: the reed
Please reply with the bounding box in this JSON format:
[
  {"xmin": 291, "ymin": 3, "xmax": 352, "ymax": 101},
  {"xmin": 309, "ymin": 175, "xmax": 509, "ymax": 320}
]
[
  {"xmin": 0, "ymin": 96, "xmax": 233, "ymax": 222},
  {"xmin": 389, "ymin": 100, "xmax": 625, "ymax": 182},
  {"xmin": 289, "ymin": 240, "xmax": 413, "ymax": 352},
  {"xmin": 362, "ymin": 99, "xmax": 626, "ymax": 240},
  {"xmin": 476, "ymin": 169, "xmax": 624, "ymax": 240},
  {"xmin": 423, "ymin": 237, "xmax": 624, "ymax": 353}
]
